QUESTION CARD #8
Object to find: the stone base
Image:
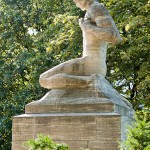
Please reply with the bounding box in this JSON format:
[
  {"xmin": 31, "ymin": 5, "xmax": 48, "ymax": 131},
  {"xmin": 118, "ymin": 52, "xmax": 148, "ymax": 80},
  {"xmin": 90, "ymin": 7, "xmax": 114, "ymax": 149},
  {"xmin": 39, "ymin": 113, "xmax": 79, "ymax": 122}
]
[
  {"xmin": 12, "ymin": 76, "xmax": 134, "ymax": 150},
  {"xmin": 12, "ymin": 112, "xmax": 121, "ymax": 150}
]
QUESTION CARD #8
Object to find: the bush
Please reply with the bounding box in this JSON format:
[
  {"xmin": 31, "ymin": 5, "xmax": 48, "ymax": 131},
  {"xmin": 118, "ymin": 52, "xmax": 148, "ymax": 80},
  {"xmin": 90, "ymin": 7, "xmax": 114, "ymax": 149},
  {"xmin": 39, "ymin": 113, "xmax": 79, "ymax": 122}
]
[
  {"xmin": 121, "ymin": 110, "xmax": 150, "ymax": 150},
  {"xmin": 23, "ymin": 134, "xmax": 69, "ymax": 150}
]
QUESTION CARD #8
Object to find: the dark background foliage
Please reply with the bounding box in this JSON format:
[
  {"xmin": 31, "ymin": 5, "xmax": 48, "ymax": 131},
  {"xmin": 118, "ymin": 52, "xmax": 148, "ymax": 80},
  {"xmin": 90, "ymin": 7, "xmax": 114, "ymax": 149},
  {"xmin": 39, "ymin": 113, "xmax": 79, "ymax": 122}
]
[{"xmin": 0, "ymin": 0, "xmax": 149, "ymax": 149}]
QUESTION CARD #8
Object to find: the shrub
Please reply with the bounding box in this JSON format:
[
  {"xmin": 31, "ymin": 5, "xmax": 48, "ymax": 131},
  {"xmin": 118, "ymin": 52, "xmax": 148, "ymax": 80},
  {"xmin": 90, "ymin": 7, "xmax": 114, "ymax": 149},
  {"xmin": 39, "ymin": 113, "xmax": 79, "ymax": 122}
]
[
  {"xmin": 121, "ymin": 110, "xmax": 150, "ymax": 150},
  {"xmin": 23, "ymin": 134, "xmax": 69, "ymax": 150}
]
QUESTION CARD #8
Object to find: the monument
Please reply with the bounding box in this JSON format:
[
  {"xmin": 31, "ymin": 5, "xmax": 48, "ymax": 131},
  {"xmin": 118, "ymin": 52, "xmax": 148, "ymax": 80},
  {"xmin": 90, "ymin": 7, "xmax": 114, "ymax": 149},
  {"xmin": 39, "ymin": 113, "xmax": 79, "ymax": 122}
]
[{"xmin": 12, "ymin": 0, "xmax": 134, "ymax": 150}]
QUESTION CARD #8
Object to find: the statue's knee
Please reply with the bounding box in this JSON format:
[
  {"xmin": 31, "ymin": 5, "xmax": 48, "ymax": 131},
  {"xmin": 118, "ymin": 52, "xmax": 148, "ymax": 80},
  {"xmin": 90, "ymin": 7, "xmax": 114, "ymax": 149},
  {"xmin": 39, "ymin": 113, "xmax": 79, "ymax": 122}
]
[{"xmin": 39, "ymin": 73, "xmax": 46, "ymax": 86}]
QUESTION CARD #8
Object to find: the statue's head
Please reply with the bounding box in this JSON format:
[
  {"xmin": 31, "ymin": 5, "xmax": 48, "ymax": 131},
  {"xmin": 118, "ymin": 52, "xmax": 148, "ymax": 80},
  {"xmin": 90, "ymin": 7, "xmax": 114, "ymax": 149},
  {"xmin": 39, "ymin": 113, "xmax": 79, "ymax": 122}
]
[{"xmin": 73, "ymin": 0, "xmax": 95, "ymax": 11}]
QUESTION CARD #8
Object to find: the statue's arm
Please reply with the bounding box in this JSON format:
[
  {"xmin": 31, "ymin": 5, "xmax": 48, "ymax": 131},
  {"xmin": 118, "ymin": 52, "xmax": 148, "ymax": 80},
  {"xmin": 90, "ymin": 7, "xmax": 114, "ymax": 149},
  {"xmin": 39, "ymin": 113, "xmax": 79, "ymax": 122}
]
[
  {"xmin": 79, "ymin": 5, "xmax": 122, "ymax": 44},
  {"xmin": 79, "ymin": 19, "xmax": 121, "ymax": 44}
]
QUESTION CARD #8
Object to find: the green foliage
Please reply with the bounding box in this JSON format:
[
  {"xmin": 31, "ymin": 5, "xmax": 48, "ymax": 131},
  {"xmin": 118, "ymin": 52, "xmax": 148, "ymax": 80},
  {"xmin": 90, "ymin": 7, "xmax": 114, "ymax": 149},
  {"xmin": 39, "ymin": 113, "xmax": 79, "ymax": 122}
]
[
  {"xmin": 121, "ymin": 110, "xmax": 150, "ymax": 150},
  {"xmin": 0, "ymin": 0, "xmax": 149, "ymax": 150},
  {"xmin": 104, "ymin": 0, "xmax": 150, "ymax": 110},
  {"xmin": 23, "ymin": 134, "xmax": 69, "ymax": 150},
  {"xmin": 0, "ymin": 0, "xmax": 80, "ymax": 149}
]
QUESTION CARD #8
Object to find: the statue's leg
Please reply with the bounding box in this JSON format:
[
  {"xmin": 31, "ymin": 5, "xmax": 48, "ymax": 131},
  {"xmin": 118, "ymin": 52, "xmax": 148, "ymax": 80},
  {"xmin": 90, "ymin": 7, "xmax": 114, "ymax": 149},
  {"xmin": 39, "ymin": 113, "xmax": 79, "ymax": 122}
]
[
  {"xmin": 39, "ymin": 73, "xmax": 92, "ymax": 89},
  {"xmin": 39, "ymin": 55, "xmax": 107, "ymax": 89},
  {"xmin": 39, "ymin": 57, "xmax": 86, "ymax": 89}
]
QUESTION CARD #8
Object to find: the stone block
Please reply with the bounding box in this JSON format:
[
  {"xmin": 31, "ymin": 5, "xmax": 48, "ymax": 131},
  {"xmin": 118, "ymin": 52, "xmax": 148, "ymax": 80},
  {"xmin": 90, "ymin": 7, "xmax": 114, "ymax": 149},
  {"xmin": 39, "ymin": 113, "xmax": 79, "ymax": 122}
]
[
  {"xmin": 12, "ymin": 113, "xmax": 121, "ymax": 150},
  {"xmin": 25, "ymin": 103, "xmax": 114, "ymax": 114}
]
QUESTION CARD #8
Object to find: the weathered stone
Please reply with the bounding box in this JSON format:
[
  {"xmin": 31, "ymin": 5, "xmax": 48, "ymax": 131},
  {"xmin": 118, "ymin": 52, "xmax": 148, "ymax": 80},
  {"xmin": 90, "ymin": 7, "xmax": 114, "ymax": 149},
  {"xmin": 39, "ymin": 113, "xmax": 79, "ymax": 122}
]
[
  {"xmin": 12, "ymin": 113, "xmax": 121, "ymax": 150},
  {"xmin": 26, "ymin": 75, "xmax": 134, "ymax": 117},
  {"xmin": 25, "ymin": 103, "xmax": 114, "ymax": 114}
]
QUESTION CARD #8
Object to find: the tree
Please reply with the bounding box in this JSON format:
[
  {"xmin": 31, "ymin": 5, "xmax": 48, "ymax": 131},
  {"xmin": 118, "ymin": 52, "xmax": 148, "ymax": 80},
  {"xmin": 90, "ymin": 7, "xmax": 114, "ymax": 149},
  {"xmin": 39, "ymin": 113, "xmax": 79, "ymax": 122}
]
[
  {"xmin": 104, "ymin": 0, "xmax": 150, "ymax": 110},
  {"xmin": 0, "ymin": 0, "xmax": 81, "ymax": 149},
  {"xmin": 0, "ymin": 0, "xmax": 149, "ymax": 149}
]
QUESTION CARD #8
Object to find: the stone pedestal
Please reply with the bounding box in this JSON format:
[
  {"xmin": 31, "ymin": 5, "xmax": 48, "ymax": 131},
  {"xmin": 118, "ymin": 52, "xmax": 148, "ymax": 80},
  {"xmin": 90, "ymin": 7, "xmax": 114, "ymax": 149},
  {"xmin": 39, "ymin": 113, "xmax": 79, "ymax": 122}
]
[
  {"xmin": 12, "ymin": 112, "xmax": 121, "ymax": 150},
  {"xmin": 12, "ymin": 76, "xmax": 134, "ymax": 150},
  {"xmin": 12, "ymin": 103, "xmax": 132, "ymax": 150}
]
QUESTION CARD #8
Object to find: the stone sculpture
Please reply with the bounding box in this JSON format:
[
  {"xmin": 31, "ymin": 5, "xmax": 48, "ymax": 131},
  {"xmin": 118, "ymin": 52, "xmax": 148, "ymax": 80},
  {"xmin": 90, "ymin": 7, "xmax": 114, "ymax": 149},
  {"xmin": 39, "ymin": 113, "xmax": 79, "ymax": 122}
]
[
  {"xmin": 12, "ymin": 2, "xmax": 134, "ymax": 150},
  {"xmin": 28, "ymin": 0, "xmax": 133, "ymax": 114},
  {"xmin": 39, "ymin": 0, "xmax": 122, "ymax": 90},
  {"xmin": 30, "ymin": 0, "xmax": 134, "ymax": 113}
]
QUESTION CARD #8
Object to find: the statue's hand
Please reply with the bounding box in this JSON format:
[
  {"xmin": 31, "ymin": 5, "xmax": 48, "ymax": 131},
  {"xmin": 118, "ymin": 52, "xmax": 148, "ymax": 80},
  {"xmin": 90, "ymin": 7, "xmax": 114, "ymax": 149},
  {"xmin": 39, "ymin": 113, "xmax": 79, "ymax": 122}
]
[{"xmin": 79, "ymin": 18, "xmax": 91, "ymax": 32}]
